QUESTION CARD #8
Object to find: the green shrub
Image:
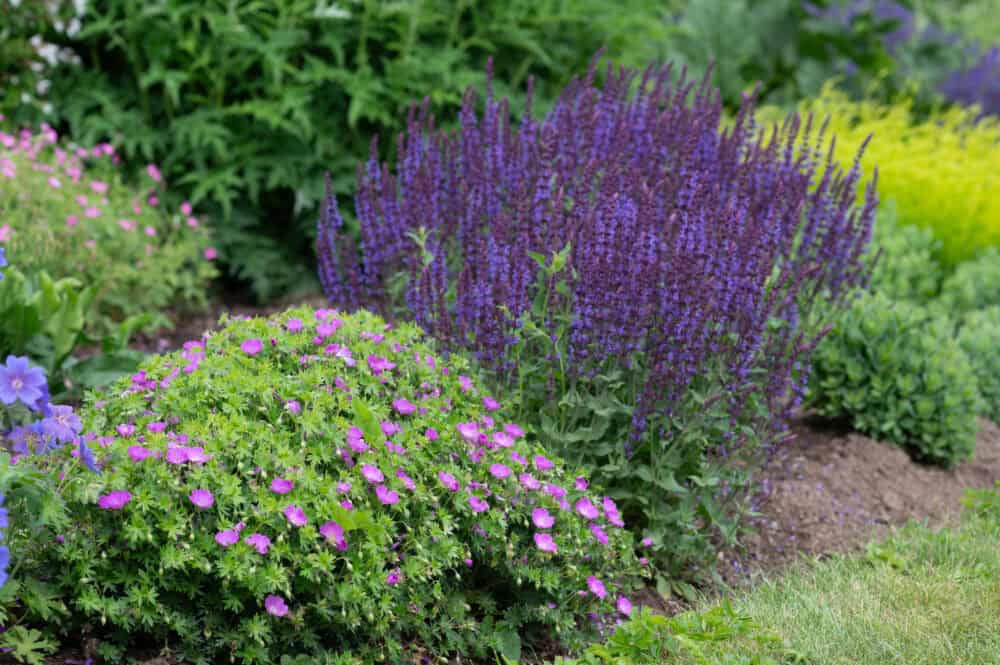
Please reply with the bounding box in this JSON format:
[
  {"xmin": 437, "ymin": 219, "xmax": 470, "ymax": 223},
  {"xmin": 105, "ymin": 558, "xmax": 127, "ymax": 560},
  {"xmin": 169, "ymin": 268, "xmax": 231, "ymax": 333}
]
[
  {"xmin": 867, "ymin": 205, "xmax": 944, "ymax": 304},
  {"xmin": 957, "ymin": 306, "xmax": 1000, "ymax": 421},
  {"xmin": 5, "ymin": 307, "xmax": 646, "ymax": 663},
  {"xmin": 937, "ymin": 248, "xmax": 1000, "ymax": 316},
  {"xmin": 39, "ymin": 0, "xmax": 670, "ymax": 300},
  {"xmin": 808, "ymin": 291, "xmax": 981, "ymax": 467},
  {"xmin": 0, "ymin": 123, "xmax": 217, "ymax": 332}
]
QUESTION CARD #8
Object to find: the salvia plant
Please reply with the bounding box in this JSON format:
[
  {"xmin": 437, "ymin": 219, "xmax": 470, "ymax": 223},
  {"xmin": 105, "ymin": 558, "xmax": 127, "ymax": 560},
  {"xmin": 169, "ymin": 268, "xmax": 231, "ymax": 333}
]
[
  {"xmin": 4, "ymin": 306, "xmax": 647, "ymax": 663},
  {"xmin": 0, "ymin": 117, "xmax": 217, "ymax": 333},
  {"xmin": 318, "ymin": 56, "xmax": 877, "ymax": 578}
]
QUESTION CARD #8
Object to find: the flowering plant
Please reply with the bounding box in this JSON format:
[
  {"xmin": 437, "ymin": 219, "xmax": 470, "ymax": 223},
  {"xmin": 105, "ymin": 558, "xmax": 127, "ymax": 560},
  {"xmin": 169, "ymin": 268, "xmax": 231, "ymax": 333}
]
[
  {"xmin": 0, "ymin": 120, "xmax": 217, "ymax": 333},
  {"xmin": 318, "ymin": 57, "xmax": 876, "ymax": 577},
  {"xmin": 8, "ymin": 307, "xmax": 645, "ymax": 663}
]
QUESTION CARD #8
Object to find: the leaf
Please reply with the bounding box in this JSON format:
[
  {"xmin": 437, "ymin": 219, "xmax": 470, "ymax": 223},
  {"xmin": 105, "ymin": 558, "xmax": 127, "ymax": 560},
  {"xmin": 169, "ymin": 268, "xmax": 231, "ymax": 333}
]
[
  {"xmin": 352, "ymin": 399, "xmax": 383, "ymax": 446},
  {"xmin": 495, "ymin": 629, "xmax": 522, "ymax": 663}
]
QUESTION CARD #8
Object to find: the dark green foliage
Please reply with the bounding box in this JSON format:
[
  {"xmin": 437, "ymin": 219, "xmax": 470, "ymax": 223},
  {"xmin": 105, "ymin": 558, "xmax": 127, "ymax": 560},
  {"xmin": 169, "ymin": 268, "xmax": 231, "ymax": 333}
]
[
  {"xmin": 957, "ymin": 307, "xmax": 1000, "ymax": 421},
  {"xmin": 37, "ymin": 0, "xmax": 669, "ymax": 300},
  {"xmin": 808, "ymin": 291, "xmax": 981, "ymax": 467}
]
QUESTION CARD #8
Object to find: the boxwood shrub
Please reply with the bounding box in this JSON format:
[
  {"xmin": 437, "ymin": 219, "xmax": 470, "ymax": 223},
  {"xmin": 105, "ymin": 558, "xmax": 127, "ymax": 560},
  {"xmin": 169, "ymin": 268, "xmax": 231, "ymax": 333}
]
[
  {"xmin": 4, "ymin": 307, "xmax": 645, "ymax": 664},
  {"xmin": 808, "ymin": 291, "xmax": 981, "ymax": 467}
]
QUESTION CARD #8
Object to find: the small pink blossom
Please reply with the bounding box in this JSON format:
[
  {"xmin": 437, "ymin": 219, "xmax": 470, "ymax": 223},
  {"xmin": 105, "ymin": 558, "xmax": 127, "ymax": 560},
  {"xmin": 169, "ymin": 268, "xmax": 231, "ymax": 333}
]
[
  {"xmin": 425, "ymin": 427, "xmax": 439, "ymax": 441},
  {"xmin": 215, "ymin": 529, "xmax": 240, "ymax": 547},
  {"xmin": 128, "ymin": 445, "xmax": 153, "ymax": 462},
  {"xmin": 203, "ymin": 247, "xmax": 218, "ymax": 260},
  {"xmin": 534, "ymin": 533, "xmax": 558, "ymax": 553},
  {"xmin": 84, "ymin": 206, "xmax": 100, "ymax": 218},
  {"xmin": 146, "ymin": 163, "xmax": 162, "ymax": 182},
  {"xmin": 575, "ymin": 497, "xmax": 600, "ymax": 520},
  {"xmin": 360, "ymin": 463, "xmax": 384, "ymax": 484},
  {"xmin": 119, "ymin": 219, "xmax": 135, "ymax": 231},
  {"xmin": 438, "ymin": 471, "xmax": 459, "ymax": 491},
  {"xmin": 504, "ymin": 423, "xmax": 525, "ymax": 438},
  {"xmin": 641, "ymin": 537, "xmax": 654, "ymax": 547},
  {"xmin": 144, "ymin": 226, "xmax": 157, "ymax": 237},
  {"xmin": 590, "ymin": 523, "xmax": 609, "ymax": 545},
  {"xmin": 617, "ymin": 596, "xmax": 632, "ymax": 616},
  {"xmin": 186, "ymin": 216, "xmax": 199, "ymax": 227},
  {"xmin": 241, "ymin": 338, "xmax": 263, "ymax": 355},
  {"xmin": 270, "ymin": 478, "xmax": 294, "ymax": 494},
  {"xmin": 245, "ymin": 532, "xmax": 271, "ymax": 554},
  {"xmin": 165, "ymin": 447, "xmax": 189, "ymax": 465},
  {"xmin": 510, "ymin": 451, "xmax": 527, "ymax": 465},
  {"xmin": 586, "ymin": 576, "xmax": 607, "ymax": 599},
  {"xmin": 285, "ymin": 318, "xmax": 304, "ymax": 332},
  {"xmin": 189, "ymin": 489, "xmax": 214, "ymax": 509},
  {"xmin": 395, "ymin": 468, "xmax": 416, "ymax": 490},
  {"xmin": 531, "ymin": 508, "xmax": 554, "ymax": 529},
  {"xmin": 483, "ymin": 396, "xmax": 500, "ymax": 411},
  {"xmin": 284, "ymin": 400, "xmax": 301, "ymax": 414},
  {"xmin": 366, "ymin": 355, "xmax": 396, "ymax": 374},
  {"xmin": 458, "ymin": 375, "xmax": 474, "ymax": 392},
  {"xmin": 116, "ymin": 424, "xmax": 135, "ymax": 437},
  {"xmin": 98, "ymin": 490, "xmax": 132, "ymax": 510},
  {"xmin": 66, "ymin": 215, "xmax": 78, "ymax": 227},
  {"xmin": 393, "ymin": 398, "xmax": 416, "ymax": 415},
  {"xmin": 375, "ymin": 485, "xmax": 399, "ymax": 505},
  {"xmin": 180, "ymin": 201, "xmax": 193, "ymax": 215},
  {"xmin": 283, "ymin": 505, "xmax": 307, "ymax": 526},
  {"xmin": 489, "ymin": 463, "xmax": 511, "ymax": 480},
  {"xmin": 519, "ymin": 473, "xmax": 540, "ymax": 490},
  {"xmin": 48, "ymin": 176, "xmax": 61, "ymax": 188},
  {"xmin": 336, "ymin": 481, "xmax": 352, "ymax": 493},
  {"xmin": 386, "ymin": 571, "xmax": 400, "ymax": 585},
  {"xmin": 456, "ymin": 422, "xmax": 479, "ymax": 442},
  {"xmin": 319, "ymin": 521, "xmax": 347, "ymax": 550},
  {"xmin": 264, "ymin": 594, "xmax": 288, "ymax": 617},
  {"xmin": 492, "ymin": 431, "xmax": 514, "ymax": 448},
  {"xmin": 0, "ymin": 224, "xmax": 11, "ymax": 242},
  {"xmin": 534, "ymin": 455, "xmax": 554, "ymax": 471},
  {"xmin": 90, "ymin": 180, "xmax": 108, "ymax": 193}
]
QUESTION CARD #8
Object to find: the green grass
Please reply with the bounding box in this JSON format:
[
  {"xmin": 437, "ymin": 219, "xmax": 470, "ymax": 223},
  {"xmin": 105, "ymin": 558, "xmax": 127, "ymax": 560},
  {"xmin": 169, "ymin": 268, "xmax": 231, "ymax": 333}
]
[
  {"xmin": 722, "ymin": 510, "xmax": 1000, "ymax": 664},
  {"xmin": 554, "ymin": 484, "xmax": 1000, "ymax": 665}
]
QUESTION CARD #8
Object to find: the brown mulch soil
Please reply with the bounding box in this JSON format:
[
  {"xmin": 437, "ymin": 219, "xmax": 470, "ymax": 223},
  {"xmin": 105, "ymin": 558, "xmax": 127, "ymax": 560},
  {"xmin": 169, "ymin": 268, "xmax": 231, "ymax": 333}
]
[{"xmin": 719, "ymin": 415, "xmax": 1000, "ymax": 584}]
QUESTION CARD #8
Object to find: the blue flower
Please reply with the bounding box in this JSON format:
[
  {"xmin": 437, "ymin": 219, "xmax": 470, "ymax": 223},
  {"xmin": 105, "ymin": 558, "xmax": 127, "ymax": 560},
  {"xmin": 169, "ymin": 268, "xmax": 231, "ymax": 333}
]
[
  {"xmin": 79, "ymin": 439, "xmax": 101, "ymax": 474},
  {"xmin": 0, "ymin": 246, "xmax": 6, "ymax": 280},
  {"xmin": 7, "ymin": 422, "xmax": 51, "ymax": 455},
  {"xmin": 0, "ymin": 545, "xmax": 8, "ymax": 588},
  {"xmin": 41, "ymin": 405, "xmax": 83, "ymax": 444},
  {"xmin": 0, "ymin": 356, "xmax": 48, "ymax": 409}
]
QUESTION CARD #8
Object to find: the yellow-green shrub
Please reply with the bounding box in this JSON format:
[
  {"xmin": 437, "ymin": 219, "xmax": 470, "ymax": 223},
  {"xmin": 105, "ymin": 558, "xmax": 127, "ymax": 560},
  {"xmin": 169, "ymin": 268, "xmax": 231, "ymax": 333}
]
[{"xmin": 794, "ymin": 86, "xmax": 1000, "ymax": 266}]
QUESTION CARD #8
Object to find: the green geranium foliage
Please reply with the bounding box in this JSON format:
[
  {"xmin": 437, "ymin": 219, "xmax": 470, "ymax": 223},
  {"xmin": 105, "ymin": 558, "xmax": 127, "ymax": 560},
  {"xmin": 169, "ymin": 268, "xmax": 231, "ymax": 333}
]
[
  {"xmin": 7, "ymin": 307, "xmax": 645, "ymax": 664},
  {"xmin": 808, "ymin": 292, "xmax": 981, "ymax": 467},
  {"xmin": 957, "ymin": 306, "xmax": 1000, "ymax": 422},
  {"xmin": 937, "ymin": 248, "xmax": 1000, "ymax": 316}
]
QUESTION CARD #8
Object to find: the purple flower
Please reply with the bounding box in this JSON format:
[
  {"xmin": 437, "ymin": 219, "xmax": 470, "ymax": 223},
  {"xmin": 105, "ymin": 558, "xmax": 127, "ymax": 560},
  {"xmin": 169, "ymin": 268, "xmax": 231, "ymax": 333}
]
[
  {"xmin": 285, "ymin": 400, "xmax": 301, "ymax": 414},
  {"xmin": 336, "ymin": 481, "xmax": 352, "ymax": 493},
  {"xmin": 386, "ymin": 571, "xmax": 400, "ymax": 585},
  {"xmin": 544, "ymin": 483, "xmax": 567, "ymax": 499},
  {"xmin": 586, "ymin": 576, "xmax": 607, "ymax": 599},
  {"xmin": 241, "ymin": 338, "xmax": 263, "ymax": 355},
  {"xmin": 264, "ymin": 594, "xmax": 288, "ymax": 617},
  {"xmin": 483, "ymin": 396, "xmax": 500, "ymax": 411},
  {"xmin": 531, "ymin": 508, "xmax": 554, "ymax": 529},
  {"xmin": 589, "ymin": 523, "xmax": 609, "ymax": 545},
  {"xmin": 519, "ymin": 473, "xmax": 540, "ymax": 490},
  {"xmin": 97, "ymin": 490, "xmax": 132, "ymax": 510},
  {"xmin": 458, "ymin": 375, "xmax": 474, "ymax": 392},
  {"xmin": 468, "ymin": 495, "xmax": 489, "ymax": 513},
  {"xmin": 146, "ymin": 421, "xmax": 168, "ymax": 434},
  {"xmin": 381, "ymin": 421, "xmax": 401, "ymax": 437},
  {"xmin": 489, "ymin": 463, "xmax": 512, "ymax": 480},
  {"xmin": 128, "ymin": 445, "xmax": 153, "ymax": 462},
  {"xmin": 393, "ymin": 398, "xmax": 416, "ymax": 415},
  {"xmin": 575, "ymin": 477, "xmax": 589, "ymax": 491},
  {"xmin": 492, "ymin": 432, "xmax": 515, "ymax": 448},
  {"xmin": 396, "ymin": 468, "xmax": 416, "ymax": 490},
  {"xmin": 534, "ymin": 533, "xmax": 558, "ymax": 553},
  {"xmin": 41, "ymin": 405, "xmax": 82, "ymax": 443},
  {"xmin": 320, "ymin": 521, "xmax": 348, "ymax": 550},
  {"xmin": 641, "ymin": 537, "xmax": 654, "ymax": 547},
  {"xmin": 0, "ymin": 355, "xmax": 47, "ymax": 408},
  {"xmin": 617, "ymin": 595, "xmax": 632, "ymax": 616},
  {"xmin": 165, "ymin": 447, "xmax": 189, "ymax": 465},
  {"xmin": 215, "ymin": 529, "xmax": 240, "ymax": 547},
  {"xmin": 425, "ymin": 427, "xmax": 439, "ymax": 441},
  {"xmin": 575, "ymin": 497, "xmax": 599, "ymax": 520},
  {"xmin": 285, "ymin": 318, "xmax": 304, "ymax": 332},
  {"xmin": 504, "ymin": 424, "xmax": 525, "ymax": 438},
  {"xmin": 189, "ymin": 489, "xmax": 214, "ymax": 509},
  {"xmin": 533, "ymin": 455, "xmax": 554, "ymax": 472},
  {"xmin": 360, "ymin": 463, "xmax": 384, "ymax": 483},
  {"xmin": 283, "ymin": 505, "xmax": 307, "ymax": 526},
  {"xmin": 244, "ymin": 533, "xmax": 271, "ymax": 554},
  {"xmin": 270, "ymin": 478, "xmax": 294, "ymax": 494},
  {"xmin": 456, "ymin": 422, "xmax": 479, "ymax": 441},
  {"xmin": 376, "ymin": 484, "xmax": 400, "ymax": 505},
  {"xmin": 510, "ymin": 451, "xmax": 527, "ymax": 465},
  {"xmin": 438, "ymin": 471, "xmax": 460, "ymax": 491},
  {"xmin": 366, "ymin": 355, "xmax": 396, "ymax": 374},
  {"xmin": 116, "ymin": 424, "xmax": 135, "ymax": 437}
]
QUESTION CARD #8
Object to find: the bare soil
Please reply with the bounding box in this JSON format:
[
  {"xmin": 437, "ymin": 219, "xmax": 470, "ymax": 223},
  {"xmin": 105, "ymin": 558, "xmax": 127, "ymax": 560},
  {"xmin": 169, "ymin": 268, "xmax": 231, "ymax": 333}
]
[{"xmin": 721, "ymin": 416, "xmax": 1000, "ymax": 584}]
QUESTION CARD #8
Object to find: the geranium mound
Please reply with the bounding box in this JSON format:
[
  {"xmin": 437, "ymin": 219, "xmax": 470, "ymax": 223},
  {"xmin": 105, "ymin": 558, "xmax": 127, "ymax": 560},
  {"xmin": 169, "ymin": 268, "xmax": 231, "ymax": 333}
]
[{"xmin": 15, "ymin": 307, "xmax": 643, "ymax": 663}]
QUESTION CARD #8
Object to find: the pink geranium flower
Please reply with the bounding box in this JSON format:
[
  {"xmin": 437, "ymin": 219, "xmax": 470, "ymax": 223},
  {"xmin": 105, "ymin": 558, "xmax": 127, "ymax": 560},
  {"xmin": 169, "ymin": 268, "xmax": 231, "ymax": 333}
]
[
  {"xmin": 375, "ymin": 485, "xmax": 399, "ymax": 505},
  {"xmin": 127, "ymin": 445, "xmax": 152, "ymax": 462},
  {"xmin": 489, "ymin": 463, "xmax": 511, "ymax": 480},
  {"xmin": 483, "ymin": 396, "xmax": 500, "ymax": 411},
  {"xmin": 531, "ymin": 508, "xmax": 554, "ymax": 529},
  {"xmin": 189, "ymin": 489, "xmax": 214, "ymax": 509},
  {"xmin": 617, "ymin": 596, "xmax": 632, "ymax": 616},
  {"xmin": 519, "ymin": 473, "xmax": 540, "ymax": 490},
  {"xmin": 146, "ymin": 163, "xmax": 162, "ymax": 182},
  {"xmin": 264, "ymin": 594, "xmax": 288, "ymax": 617},
  {"xmin": 534, "ymin": 533, "xmax": 557, "ymax": 553},
  {"xmin": 360, "ymin": 463, "xmax": 384, "ymax": 484},
  {"xmin": 504, "ymin": 423, "xmax": 525, "ymax": 438},
  {"xmin": 319, "ymin": 521, "xmax": 347, "ymax": 550},
  {"xmin": 203, "ymin": 247, "xmax": 218, "ymax": 260},
  {"xmin": 241, "ymin": 338, "xmax": 263, "ymax": 355},
  {"xmin": 393, "ymin": 398, "xmax": 416, "ymax": 415},
  {"xmin": 438, "ymin": 471, "xmax": 459, "ymax": 491},
  {"xmin": 283, "ymin": 505, "xmax": 307, "ymax": 526},
  {"xmin": 575, "ymin": 497, "xmax": 600, "ymax": 520},
  {"xmin": 97, "ymin": 490, "xmax": 132, "ymax": 510},
  {"xmin": 285, "ymin": 318, "xmax": 304, "ymax": 332},
  {"xmin": 533, "ymin": 455, "xmax": 554, "ymax": 471},
  {"xmin": 386, "ymin": 571, "xmax": 400, "ymax": 585},
  {"xmin": 586, "ymin": 576, "xmax": 607, "ymax": 599},
  {"xmin": 468, "ymin": 495, "xmax": 489, "ymax": 513},
  {"xmin": 215, "ymin": 529, "xmax": 240, "ymax": 547},
  {"xmin": 456, "ymin": 422, "xmax": 479, "ymax": 442},
  {"xmin": 245, "ymin": 533, "xmax": 271, "ymax": 554},
  {"xmin": 589, "ymin": 523, "xmax": 609, "ymax": 545},
  {"xmin": 180, "ymin": 201, "xmax": 193, "ymax": 215}
]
